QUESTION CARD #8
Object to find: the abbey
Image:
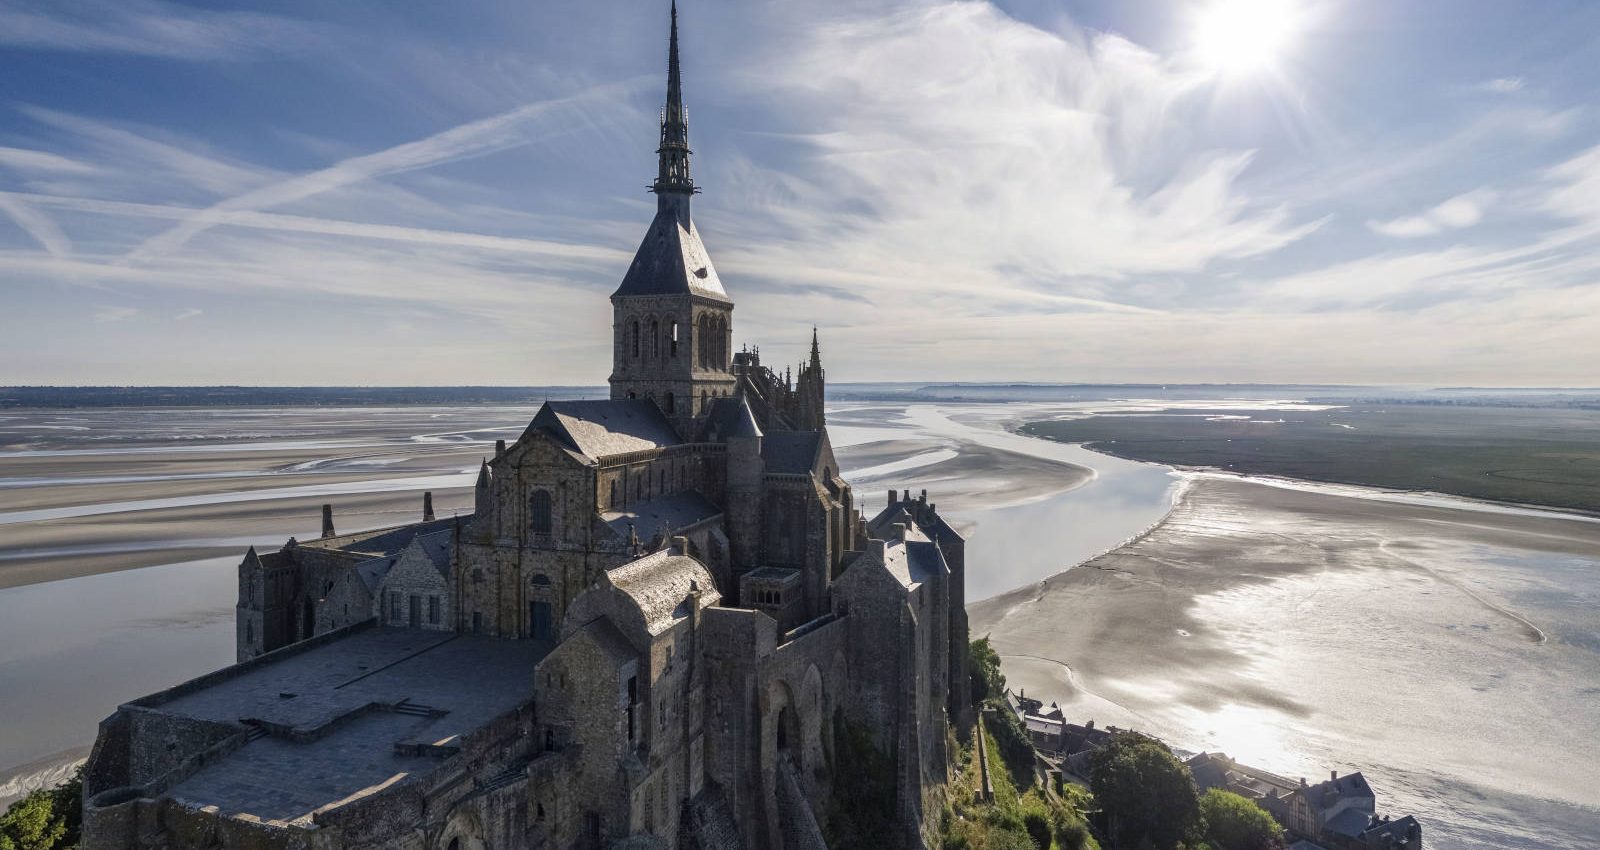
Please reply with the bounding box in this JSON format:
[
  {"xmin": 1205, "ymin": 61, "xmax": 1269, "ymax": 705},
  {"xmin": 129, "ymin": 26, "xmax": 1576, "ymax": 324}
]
[{"xmin": 79, "ymin": 7, "xmax": 969, "ymax": 850}]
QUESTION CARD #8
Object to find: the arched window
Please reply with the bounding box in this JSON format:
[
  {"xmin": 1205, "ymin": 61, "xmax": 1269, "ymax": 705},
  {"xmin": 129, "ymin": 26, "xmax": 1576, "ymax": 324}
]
[
  {"xmin": 631, "ymin": 320, "xmax": 640, "ymax": 358},
  {"xmin": 531, "ymin": 573, "xmax": 551, "ymax": 587},
  {"xmin": 664, "ymin": 391, "xmax": 675, "ymax": 414},
  {"xmin": 668, "ymin": 320, "xmax": 679, "ymax": 357},
  {"xmin": 650, "ymin": 319, "xmax": 660, "ymax": 359},
  {"xmin": 529, "ymin": 489, "xmax": 553, "ymax": 536},
  {"xmin": 609, "ymin": 482, "xmax": 618, "ymax": 508}
]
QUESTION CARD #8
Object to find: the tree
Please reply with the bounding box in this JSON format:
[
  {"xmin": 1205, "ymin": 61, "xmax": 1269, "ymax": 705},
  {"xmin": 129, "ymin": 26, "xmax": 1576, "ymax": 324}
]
[
  {"xmin": 0, "ymin": 769, "xmax": 79, "ymax": 850},
  {"xmin": 1086, "ymin": 732, "xmax": 1199, "ymax": 850},
  {"xmin": 1197, "ymin": 789, "xmax": 1284, "ymax": 850},
  {"xmin": 970, "ymin": 637, "xmax": 1005, "ymax": 707}
]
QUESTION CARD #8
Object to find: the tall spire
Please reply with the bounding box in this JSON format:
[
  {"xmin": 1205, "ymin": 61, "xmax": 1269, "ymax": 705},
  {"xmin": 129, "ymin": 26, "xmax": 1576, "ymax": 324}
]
[
  {"xmin": 653, "ymin": 1, "xmax": 696, "ymax": 202},
  {"xmin": 809, "ymin": 326, "xmax": 822, "ymax": 369}
]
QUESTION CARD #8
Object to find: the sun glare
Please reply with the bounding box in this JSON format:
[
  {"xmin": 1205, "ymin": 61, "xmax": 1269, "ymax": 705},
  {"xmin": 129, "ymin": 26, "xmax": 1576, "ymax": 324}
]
[{"xmin": 1194, "ymin": 0, "xmax": 1300, "ymax": 76}]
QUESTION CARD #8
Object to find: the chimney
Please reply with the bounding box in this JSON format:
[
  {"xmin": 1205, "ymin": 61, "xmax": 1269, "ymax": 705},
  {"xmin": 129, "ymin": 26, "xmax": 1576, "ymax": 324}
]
[
  {"xmin": 887, "ymin": 489, "xmax": 897, "ymax": 506},
  {"xmin": 671, "ymin": 535, "xmax": 689, "ymax": 554},
  {"xmin": 919, "ymin": 489, "xmax": 927, "ymax": 503},
  {"xmin": 495, "ymin": 439, "xmax": 506, "ymax": 457},
  {"xmin": 892, "ymin": 522, "xmax": 909, "ymax": 541},
  {"xmin": 869, "ymin": 537, "xmax": 886, "ymax": 560},
  {"xmin": 422, "ymin": 491, "xmax": 435, "ymax": 522},
  {"xmin": 321, "ymin": 504, "xmax": 335, "ymax": 538},
  {"xmin": 1331, "ymin": 770, "xmax": 1338, "ymax": 782}
]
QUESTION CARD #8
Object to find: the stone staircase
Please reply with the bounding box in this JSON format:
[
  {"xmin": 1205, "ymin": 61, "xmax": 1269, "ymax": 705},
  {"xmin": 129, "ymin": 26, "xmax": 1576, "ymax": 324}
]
[{"xmin": 678, "ymin": 787, "xmax": 745, "ymax": 850}]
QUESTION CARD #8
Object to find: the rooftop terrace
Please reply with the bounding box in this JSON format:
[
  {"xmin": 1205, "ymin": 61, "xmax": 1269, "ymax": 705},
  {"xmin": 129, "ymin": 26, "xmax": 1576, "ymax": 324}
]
[{"xmin": 145, "ymin": 628, "xmax": 542, "ymax": 826}]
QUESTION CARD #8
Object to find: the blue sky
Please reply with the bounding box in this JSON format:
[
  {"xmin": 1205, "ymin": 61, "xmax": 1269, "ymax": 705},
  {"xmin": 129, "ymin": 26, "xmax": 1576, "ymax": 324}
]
[{"xmin": 1, "ymin": 0, "xmax": 1598, "ymax": 386}]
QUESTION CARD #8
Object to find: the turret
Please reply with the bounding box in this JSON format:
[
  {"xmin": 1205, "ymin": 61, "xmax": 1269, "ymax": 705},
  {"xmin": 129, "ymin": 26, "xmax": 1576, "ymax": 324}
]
[
  {"xmin": 474, "ymin": 459, "xmax": 492, "ymax": 520},
  {"xmin": 723, "ymin": 396, "xmax": 764, "ymax": 571}
]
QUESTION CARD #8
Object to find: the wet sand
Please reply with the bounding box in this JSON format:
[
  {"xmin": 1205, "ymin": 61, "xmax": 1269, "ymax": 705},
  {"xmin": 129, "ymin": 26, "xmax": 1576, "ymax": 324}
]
[{"xmin": 972, "ymin": 474, "xmax": 1600, "ymax": 850}]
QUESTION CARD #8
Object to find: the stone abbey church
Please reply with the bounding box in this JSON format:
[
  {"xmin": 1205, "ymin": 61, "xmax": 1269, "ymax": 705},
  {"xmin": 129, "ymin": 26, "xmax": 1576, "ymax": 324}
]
[{"xmin": 82, "ymin": 8, "xmax": 970, "ymax": 850}]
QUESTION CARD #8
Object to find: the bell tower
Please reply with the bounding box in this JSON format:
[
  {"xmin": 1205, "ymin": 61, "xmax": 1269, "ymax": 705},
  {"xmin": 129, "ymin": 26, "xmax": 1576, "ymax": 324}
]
[{"xmin": 609, "ymin": 1, "xmax": 736, "ymax": 427}]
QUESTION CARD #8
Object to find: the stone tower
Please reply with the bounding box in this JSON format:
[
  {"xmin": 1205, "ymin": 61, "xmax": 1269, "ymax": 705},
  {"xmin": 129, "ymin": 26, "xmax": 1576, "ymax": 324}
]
[
  {"xmin": 795, "ymin": 326, "xmax": 826, "ymax": 430},
  {"xmin": 608, "ymin": 1, "xmax": 736, "ymax": 426}
]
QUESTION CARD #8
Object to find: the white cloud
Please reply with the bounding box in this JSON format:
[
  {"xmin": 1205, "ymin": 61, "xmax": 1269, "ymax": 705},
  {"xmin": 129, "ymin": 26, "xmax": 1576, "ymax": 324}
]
[
  {"xmin": 1480, "ymin": 77, "xmax": 1525, "ymax": 94},
  {"xmin": 1367, "ymin": 189, "xmax": 1495, "ymax": 238},
  {"xmin": 92, "ymin": 305, "xmax": 139, "ymax": 323},
  {"xmin": 173, "ymin": 308, "xmax": 202, "ymax": 321},
  {"xmin": 0, "ymin": 146, "xmax": 99, "ymax": 175},
  {"xmin": 0, "ymin": 0, "xmax": 331, "ymax": 61},
  {"xmin": 0, "ymin": 193, "xmax": 71, "ymax": 257}
]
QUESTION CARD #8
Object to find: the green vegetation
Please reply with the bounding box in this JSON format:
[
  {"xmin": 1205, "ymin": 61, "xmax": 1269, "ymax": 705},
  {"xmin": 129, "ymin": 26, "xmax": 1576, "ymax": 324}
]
[
  {"xmin": 1022, "ymin": 404, "xmax": 1600, "ymax": 514},
  {"xmin": 941, "ymin": 639, "xmax": 1097, "ymax": 850},
  {"xmin": 0, "ymin": 770, "xmax": 80, "ymax": 850},
  {"xmin": 1087, "ymin": 732, "xmax": 1200, "ymax": 850},
  {"xmin": 1196, "ymin": 789, "xmax": 1285, "ymax": 850}
]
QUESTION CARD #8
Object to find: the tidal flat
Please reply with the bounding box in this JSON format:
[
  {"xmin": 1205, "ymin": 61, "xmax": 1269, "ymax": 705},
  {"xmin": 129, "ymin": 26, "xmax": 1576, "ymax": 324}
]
[{"xmin": 1, "ymin": 396, "xmax": 1598, "ymax": 849}]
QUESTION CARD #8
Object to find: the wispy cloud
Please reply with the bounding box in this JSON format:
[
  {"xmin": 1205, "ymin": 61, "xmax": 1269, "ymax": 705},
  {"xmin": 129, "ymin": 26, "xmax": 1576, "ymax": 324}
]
[
  {"xmin": 0, "ymin": 0, "xmax": 331, "ymax": 61},
  {"xmin": 92, "ymin": 304, "xmax": 139, "ymax": 323},
  {"xmin": 173, "ymin": 308, "xmax": 202, "ymax": 321},
  {"xmin": 0, "ymin": 146, "xmax": 98, "ymax": 175},
  {"xmin": 1480, "ymin": 76, "xmax": 1525, "ymax": 94},
  {"xmin": 0, "ymin": 192, "xmax": 71, "ymax": 256},
  {"xmin": 124, "ymin": 82, "xmax": 640, "ymax": 261},
  {"xmin": 1368, "ymin": 190, "xmax": 1495, "ymax": 239}
]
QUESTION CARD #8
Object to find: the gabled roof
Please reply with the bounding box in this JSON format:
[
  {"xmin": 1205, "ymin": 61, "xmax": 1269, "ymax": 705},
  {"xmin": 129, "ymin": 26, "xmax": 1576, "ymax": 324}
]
[
  {"xmin": 529, "ymin": 399, "xmax": 681, "ymax": 460},
  {"xmin": 606, "ymin": 549, "xmax": 721, "ymax": 637},
  {"xmin": 761, "ymin": 430, "xmax": 821, "ymax": 474},
  {"xmin": 412, "ymin": 529, "xmax": 454, "ymax": 579},
  {"xmin": 612, "ymin": 207, "xmax": 731, "ymax": 303},
  {"xmin": 702, "ymin": 395, "xmax": 762, "ymax": 442},
  {"xmin": 601, "ymin": 491, "xmax": 722, "ymax": 540},
  {"xmin": 353, "ymin": 554, "xmax": 396, "ymax": 593}
]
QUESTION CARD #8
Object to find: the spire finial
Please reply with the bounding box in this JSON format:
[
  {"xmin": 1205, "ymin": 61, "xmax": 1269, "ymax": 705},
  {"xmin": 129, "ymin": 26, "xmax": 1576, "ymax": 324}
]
[{"xmin": 652, "ymin": 1, "xmax": 695, "ymax": 203}]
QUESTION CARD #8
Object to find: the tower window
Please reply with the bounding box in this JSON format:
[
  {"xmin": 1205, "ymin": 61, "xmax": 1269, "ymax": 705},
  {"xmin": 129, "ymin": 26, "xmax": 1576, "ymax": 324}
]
[
  {"xmin": 650, "ymin": 319, "xmax": 660, "ymax": 359},
  {"xmin": 669, "ymin": 321, "xmax": 679, "ymax": 357},
  {"xmin": 664, "ymin": 391, "xmax": 675, "ymax": 414},
  {"xmin": 632, "ymin": 320, "xmax": 641, "ymax": 358}
]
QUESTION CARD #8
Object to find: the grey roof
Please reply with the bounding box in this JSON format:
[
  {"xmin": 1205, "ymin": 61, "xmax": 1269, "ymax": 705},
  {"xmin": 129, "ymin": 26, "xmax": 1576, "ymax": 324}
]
[
  {"xmin": 867, "ymin": 505, "xmax": 916, "ymax": 537},
  {"xmin": 607, "ymin": 550, "xmax": 721, "ymax": 637},
  {"xmin": 1305, "ymin": 772, "xmax": 1373, "ymax": 809},
  {"xmin": 761, "ymin": 431, "xmax": 821, "ymax": 475},
  {"xmin": 352, "ymin": 555, "xmax": 396, "ymax": 593},
  {"xmin": 1362, "ymin": 815, "xmax": 1420, "ymax": 842},
  {"xmin": 702, "ymin": 395, "xmax": 762, "ymax": 442},
  {"xmin": 1326, "ymin": 808, "xmax": 1379, "ymax": 839},
  {"xmin": 602, "ymin": 491, "xmax": 722, "ymax": 540},
  {"xmin": 413, "ymin": 529, "xmax": 453, "ymax": 579},
  {"xmin": 612, "ymin": 207, "xmax": 731, "ymax": 303},
  {"xmin": 530, "ymin": 399, "xmax": 681, "ymax": 459},
  {"xmin": 743, "ymin": 566, "xmax": 801, "ymax": 584},
  {"xmin": 330, "ymin": 517, "xmax": 458, "ymax": 557},
  {"xmin": 1288, "ymin": 842, "xmax": 1331, "ymax": 850},
  {"xmin": 906, "ymin": 540, "xmax": 947, "ymax": 583}
]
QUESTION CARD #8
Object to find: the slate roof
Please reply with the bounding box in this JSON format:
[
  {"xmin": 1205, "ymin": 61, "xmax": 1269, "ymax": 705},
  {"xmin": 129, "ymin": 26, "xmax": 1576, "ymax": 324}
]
[
  {"xmin": 352, "ymin": 555, "xmax": 396, "ymax": 593},
  {"xmin": 323, "ymin": 517, "xmax": 458, "ymax": 557},
  {"xmin": 879, "ymin": 538, "xmax": 946, "ymax": 589},
  {"xmin": 601, "ymin": 491, "xmax": 722, "ymax": 540},
  {"xmin": 612, "ymin": 207, "xmax": 731, "ymax": 303},
  {"xmin": 1362, "ymin": 815, "xmax": 1421, "ymax": 844},
  {"xmin": 1326, "ymin": 808, "xmax": 1379, "ymax": 839},
  {"xmin": 1304, "ymin": 772, "xmax": 1373, "ymax": 811},
  {"xmin": 530, "ymin": 399, "xmax": 681, "ymax": 460},
  {"xmin": 607, "ymin": 550, "xmax": 721, "ymax": 637},
  {"xmin": 413, "ymin": 529, "xmax": 453, "ymax": 579},
  {"xmin": 702, "ymin": 395, "xmax": 762, "ymax": 442},
  {"xmin": 761, "ymin": 431, "xmax": 821, "ymax": 475}
]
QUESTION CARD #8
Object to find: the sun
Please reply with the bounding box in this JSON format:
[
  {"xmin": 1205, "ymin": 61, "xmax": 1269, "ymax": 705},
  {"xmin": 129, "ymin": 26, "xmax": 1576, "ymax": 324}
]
[{"xmin": 1193, "ymin": 0, "xmax": 1301, "ymax": 76}]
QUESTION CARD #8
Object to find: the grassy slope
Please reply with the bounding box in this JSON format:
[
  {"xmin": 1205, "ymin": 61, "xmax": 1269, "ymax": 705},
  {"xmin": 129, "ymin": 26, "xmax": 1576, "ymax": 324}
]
[{"xmin": 1022, "ymin": 404, "xmax": 1600, "ymax": 514}]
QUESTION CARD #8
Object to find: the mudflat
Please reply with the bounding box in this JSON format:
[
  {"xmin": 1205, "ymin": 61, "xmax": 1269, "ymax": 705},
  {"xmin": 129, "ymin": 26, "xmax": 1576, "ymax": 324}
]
[{"xmin": 971, "ymin": 474, "xmax": 1600, "ymax": 850}]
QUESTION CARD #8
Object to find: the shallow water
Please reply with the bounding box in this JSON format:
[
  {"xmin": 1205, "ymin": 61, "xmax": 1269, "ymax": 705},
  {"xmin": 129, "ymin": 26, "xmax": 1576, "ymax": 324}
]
[{"xmin": 2, "ymin": 400, "xmax": 1597, "ymax": 849}]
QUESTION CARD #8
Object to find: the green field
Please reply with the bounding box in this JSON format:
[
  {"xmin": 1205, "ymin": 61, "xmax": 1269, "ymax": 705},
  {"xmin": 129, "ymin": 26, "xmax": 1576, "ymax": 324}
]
[{"xmin": 1021, "ymin": 404, "xmax": 1600, "ymax": 515}]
